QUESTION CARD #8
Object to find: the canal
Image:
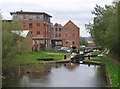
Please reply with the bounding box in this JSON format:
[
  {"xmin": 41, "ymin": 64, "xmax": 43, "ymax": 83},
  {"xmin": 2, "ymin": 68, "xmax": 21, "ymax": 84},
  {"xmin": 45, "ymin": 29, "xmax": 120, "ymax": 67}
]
[{"xmin": 2, "ymin": 62, "xmax": 107, "ymax": 87}]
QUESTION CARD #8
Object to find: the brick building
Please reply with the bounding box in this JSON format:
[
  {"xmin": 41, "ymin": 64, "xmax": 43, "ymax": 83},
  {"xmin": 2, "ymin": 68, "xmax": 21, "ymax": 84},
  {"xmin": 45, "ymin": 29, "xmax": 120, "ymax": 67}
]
[
  {"xmin": 51, "ymin": 23, "xmax": 63, "ymax": 48},
  {"xmin": 62, "ymin": 20, "xmax": 80, "ymax": 48},
  {"xmin": 10, "ymin": 10, "xmax": 52, "ymax": 51},
  {"xmin": 10, "ymin": 10, "xmax": 80, "ymax": 50},
  {"xmin": 51, "ymin": 20, "xmax": 80, "ymax": 49}
]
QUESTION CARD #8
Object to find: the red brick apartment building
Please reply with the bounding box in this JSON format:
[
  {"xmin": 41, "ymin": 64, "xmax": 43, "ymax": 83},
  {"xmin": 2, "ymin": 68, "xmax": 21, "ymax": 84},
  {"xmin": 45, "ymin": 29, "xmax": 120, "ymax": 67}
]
[
  {"xmin": 10, "ymin": 10, "xmax": 52, "ymax": 51},
  {"xmin": 62, "ymin": 20, "xmax": 80, "ymax": 48},
  {"xmin": 51, "ymin": 20, "xmax": 80, "ymax": 49},
  {"xmin": 51, "ymin": 23, "xmax": 63, "ymax": 48},
  {"xmin": 10, "ymin": 10, "xmax": 80, "ymax": 51}
]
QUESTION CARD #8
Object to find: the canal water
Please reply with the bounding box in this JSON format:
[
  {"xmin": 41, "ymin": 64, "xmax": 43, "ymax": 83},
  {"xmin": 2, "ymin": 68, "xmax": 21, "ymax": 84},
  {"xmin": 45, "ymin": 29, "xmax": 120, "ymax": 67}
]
[{"xmin": 3, "ymin": 63, "xmax": 107, "ymax": 87}]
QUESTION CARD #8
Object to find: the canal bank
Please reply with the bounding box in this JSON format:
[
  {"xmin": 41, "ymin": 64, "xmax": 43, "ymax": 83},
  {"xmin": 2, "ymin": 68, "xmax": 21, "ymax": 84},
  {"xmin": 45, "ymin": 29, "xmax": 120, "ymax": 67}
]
[
  {"xmin": 2, "ymin": 62, "xmax": 108, "ymax": 87},
  {"xmin": 2, "ymin": 51, "xmax": 116, "ymax": 87},
  {"xmin": 85, "ymin": 55, "xmax": 119, "ymax": 88},
  {"xmin": 23, "ymin": 52, "xmax": 114, "ymax": 88}
]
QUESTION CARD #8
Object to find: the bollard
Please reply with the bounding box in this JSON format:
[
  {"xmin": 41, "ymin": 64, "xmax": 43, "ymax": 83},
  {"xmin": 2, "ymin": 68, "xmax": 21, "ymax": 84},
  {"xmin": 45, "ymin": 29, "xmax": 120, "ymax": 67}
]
[
  {"xmin": 64, "ymin": 55, "xmax": 67, "ymax": 59},
  {"xmin": 88, "ymin": 55, "xmax": 90, "ymax": 59},
  {"xmin": 88, "ymin": 64, "xmax": 90, "ymax": 67}
]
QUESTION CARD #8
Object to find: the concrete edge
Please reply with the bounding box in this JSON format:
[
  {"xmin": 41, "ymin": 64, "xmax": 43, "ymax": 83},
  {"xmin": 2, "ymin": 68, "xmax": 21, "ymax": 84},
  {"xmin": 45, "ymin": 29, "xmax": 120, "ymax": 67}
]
[{"xmin": 104, "ymin": 64, "xmax": 113, "ymax": 88}]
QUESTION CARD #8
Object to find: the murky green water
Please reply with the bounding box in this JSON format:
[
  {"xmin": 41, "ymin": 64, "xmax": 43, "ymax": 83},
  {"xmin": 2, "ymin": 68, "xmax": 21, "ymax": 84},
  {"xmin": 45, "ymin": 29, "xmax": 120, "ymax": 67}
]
[{"xmin": 2, "ymin": 63, "xmax": 107, "ymax": 87}]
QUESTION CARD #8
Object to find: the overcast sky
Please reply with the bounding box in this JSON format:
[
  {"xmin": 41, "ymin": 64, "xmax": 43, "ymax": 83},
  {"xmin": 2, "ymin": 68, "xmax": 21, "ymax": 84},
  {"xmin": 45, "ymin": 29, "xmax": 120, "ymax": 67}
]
[{"xmin": 0, "ymin": 0, "xmax": 114, "ymax": 37}]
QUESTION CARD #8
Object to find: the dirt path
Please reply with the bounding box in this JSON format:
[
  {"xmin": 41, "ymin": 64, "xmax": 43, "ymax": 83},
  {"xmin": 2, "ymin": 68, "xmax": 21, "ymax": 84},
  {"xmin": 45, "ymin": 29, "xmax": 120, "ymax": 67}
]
[
  {"xmin": 45, "ymin": 52, "xmax": 63, "ymax": 55},
  {"xmin": 103, "ymin": 54, "xmax": 120, "ymax": 66}
]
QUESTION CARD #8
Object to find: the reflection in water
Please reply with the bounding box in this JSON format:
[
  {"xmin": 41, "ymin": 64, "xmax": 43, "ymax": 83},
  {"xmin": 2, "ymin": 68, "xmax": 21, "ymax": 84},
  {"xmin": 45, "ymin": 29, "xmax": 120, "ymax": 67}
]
[{"xmin": 3, "ymin": 63, "xmax": 107, "ymax": 87}]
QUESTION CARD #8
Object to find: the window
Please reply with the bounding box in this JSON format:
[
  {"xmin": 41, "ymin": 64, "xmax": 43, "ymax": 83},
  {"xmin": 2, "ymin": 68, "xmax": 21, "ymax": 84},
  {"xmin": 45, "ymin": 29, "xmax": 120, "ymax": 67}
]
[
  {"xmin": 55, "ymin": 41, "xmax": 62, "ymax": 46},
  {"xmin": 65, "ymin": 34, "xmax": 68, "ymax": 37},
  {"xmin": 65, "ymin": 28, "xmax": 68, "ymax": 31},
  {"xmin": 37, "ymin": 31, "xmax": 40, "ymax": 35},
  {"xmin": 72, "ymin": 34, "xmax": 75, "ymax": 37},
  {"xmin": 30, "ymin": 31, "xmax": 33, "ymax": 34},
  {"xmin": 72, "ymin": 41, "xmax": 75, "ymax": 45},
  {"xmin": 52, "ymin": 33, "xmax": 54, "ymax": 37},
  {"xmin": 55, "ymin": 28, "xmax": 57, "ymax": 32},
  {"xmin": 59, "ymin": 28, "xmax": 61, "ymax": 31},
  {"xmin": 36, "ymin": 15, "xmax": 40, "ymax": 18},
  {"xmin": 29, "ymin": 15, "xmax": 32, "ymax": 19},
  {"xmin": 51, "ymin": 28, "xmax": 54, "ymax": 31},
  {"xmin": 23, "ymin": 15, "xmax": 26, "ymax": 19},
  {"xmin": 55, "ymin": 24, "xmax": 57, "ymax": 28},
  {"xmin": 36, "ymin": 23, "xmax": 40, "ymax": 27},
  {"xmin": 29, "ymin": 23, "xmax": 33, "ymax": 28},
  {"xmin": 23, "ymin": 23, "xmax": 26, "ymax": 27},
  {"xmin": 55, "ymin": 33, "xmax": 57, "ymax": 37},
  {"xmin": 30, "ymin": 31, "xmax": 33, "ymax": 37},
  {"xmin": 59, "ymin": 33, "xmax": 61, "ymax": 37},
  {"xmin": 66, "ymin": 41, "xmax": 68, "ymax": 44},
  {"xmin": 72, "ymin": 28, "xmax": 75, "ymax": 31},
  {"xmin": 35, "ymin": 40, "xmax": 37, "ymax": 44}
]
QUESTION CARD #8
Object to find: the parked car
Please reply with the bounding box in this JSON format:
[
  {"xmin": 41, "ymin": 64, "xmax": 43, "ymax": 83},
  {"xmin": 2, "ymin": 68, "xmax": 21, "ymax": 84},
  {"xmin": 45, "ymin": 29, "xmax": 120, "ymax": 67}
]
[
  {"xmin": 53, "ymin": 46, "xmax": 62, "ymax": 52},
  {"xmin": 61, "ymin": 47, "xmax": 71, "ymax": 52},
  {"xmin": 57, "ymin": 49, "xmax": 67, "ymax": 52}
]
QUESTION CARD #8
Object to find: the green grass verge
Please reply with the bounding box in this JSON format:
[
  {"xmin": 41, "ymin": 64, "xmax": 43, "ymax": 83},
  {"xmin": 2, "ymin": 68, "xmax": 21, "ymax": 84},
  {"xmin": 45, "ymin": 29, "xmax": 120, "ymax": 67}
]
[
  {"xmin": 91, "ymin": 51, "xmax": 100, "ymax": 55},
  {"xmin": 10, "ymin": 51, "xmax": 69, "ymax": 66},
  {"xmin": 88, "ymin": 58, "xmax": 119, "ymax": 87}
]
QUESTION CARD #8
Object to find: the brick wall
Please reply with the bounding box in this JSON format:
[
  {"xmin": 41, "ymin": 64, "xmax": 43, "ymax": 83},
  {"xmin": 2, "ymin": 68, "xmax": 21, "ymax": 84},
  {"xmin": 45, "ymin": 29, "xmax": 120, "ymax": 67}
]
[{"xmin": 62, "ymin": 20, "xmax": 80, "ymax": 48}]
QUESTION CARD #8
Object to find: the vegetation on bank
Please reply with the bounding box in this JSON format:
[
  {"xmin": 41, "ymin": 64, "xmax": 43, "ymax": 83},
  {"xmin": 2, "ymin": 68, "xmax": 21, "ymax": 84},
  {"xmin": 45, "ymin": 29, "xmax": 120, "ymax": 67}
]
[
  {"xmin": 89, "ymin": 53, "xmax": 119, "ymax": 87},
  {"xmin": 80, "ymin": 38, "xmax": 88, "ymax": 46},
  {"xmin": 91, "ymin": 51, "xmax": 100, "ymax": 55},
  {"xmin": 9, "ymin": 50, "xmax": 69, "ymax": 67},
  {"xmin": 85, "ymin": 2, "xmax": 120, "ymax": 60},
  {"xmin": 2, "ymin": 19, "xmax": 32, "ymax": 73},
  {"xmin": 85, "ymin": 2, "xmax": 120, "ymax": 87}
]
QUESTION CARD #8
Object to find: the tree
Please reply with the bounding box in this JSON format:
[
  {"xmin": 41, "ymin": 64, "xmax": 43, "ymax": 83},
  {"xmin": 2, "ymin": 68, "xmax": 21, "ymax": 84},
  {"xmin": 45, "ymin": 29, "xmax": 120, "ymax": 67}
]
[
  {"xmin": 85, "ymin": 3, "xmax": 119, "ymax": 60},
  {"xmin": 80, "ymin": 38, "xmax": 88, "ymax": 46},
  {"xmin": 2, "ymin": 19, "xmax": 32, "ymax": 73}
]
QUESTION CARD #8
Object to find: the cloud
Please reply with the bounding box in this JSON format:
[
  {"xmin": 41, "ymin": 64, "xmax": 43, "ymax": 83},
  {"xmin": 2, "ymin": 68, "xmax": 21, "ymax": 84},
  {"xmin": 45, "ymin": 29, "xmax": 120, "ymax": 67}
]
[{"xmin": 0, "ymin": 0, "xmax": 113, "ymax": 37}]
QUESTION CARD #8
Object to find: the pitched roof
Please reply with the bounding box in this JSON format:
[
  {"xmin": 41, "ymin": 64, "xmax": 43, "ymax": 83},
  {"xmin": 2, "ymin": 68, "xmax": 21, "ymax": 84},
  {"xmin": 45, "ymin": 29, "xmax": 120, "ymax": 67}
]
[
  {"xmin": 63, "ymin": 20, "xmax": 79, "ymax": 29},
  {"xmin": 52, "ymin": 23, "xmax": 62, "ymax": 28},
  {"xmin": 10, "ymin": 10, "xmax": 52, "ymax": 17},
  {"xmin": 11, "ymin": 30, "xmax": 30, "ymax": 37}
]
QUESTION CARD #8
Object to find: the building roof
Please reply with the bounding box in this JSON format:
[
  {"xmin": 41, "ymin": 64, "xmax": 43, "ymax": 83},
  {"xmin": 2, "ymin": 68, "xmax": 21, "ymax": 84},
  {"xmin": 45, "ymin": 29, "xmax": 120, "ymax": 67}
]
[
  {"xmin": 53, "ymin": 23, "xmax": 62, "ymax": 28},
  {"xmin": 11, "ymin": 30, "xmax": 30, "ymax": 37},
  {"xmin": 10, "ymin": 10, "xmax": 52, "ymax": 17},
  {"xmin": 63, "ymin": 20, "xmax": 79, "ymax": 29}
]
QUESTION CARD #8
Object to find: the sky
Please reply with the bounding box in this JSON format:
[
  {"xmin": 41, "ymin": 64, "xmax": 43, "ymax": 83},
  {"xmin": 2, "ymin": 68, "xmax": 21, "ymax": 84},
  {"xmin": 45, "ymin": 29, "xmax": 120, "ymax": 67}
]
[{"xmin": 0, "ymin": 0, "xmax": 114, "ymax": 37}]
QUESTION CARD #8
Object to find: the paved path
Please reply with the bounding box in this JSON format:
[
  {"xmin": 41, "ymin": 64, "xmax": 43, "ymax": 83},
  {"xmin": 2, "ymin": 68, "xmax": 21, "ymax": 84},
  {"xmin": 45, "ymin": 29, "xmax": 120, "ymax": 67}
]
[{"xmin": 103, "ymin": 54, "xmax": 120, "ymax": 66}]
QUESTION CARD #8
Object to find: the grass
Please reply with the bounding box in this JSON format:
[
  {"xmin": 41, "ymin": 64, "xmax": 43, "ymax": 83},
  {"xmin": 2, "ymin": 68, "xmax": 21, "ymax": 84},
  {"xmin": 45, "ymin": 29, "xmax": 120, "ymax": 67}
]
[
  {"xmin": 91, "ymin": 51, "xmax": 100, "ymax": 55},
  {"xmin": 102, "ymin": 51, "xmax": 107, "ymax": 54},
  {"xmin": 89, "ymin": 57, "xmax": 119, "ymax": 87},
  {"xmin": 10, "ymin": 50, "xmax": 69, "ymax": 66}
]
